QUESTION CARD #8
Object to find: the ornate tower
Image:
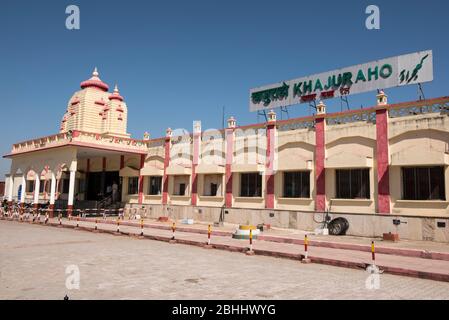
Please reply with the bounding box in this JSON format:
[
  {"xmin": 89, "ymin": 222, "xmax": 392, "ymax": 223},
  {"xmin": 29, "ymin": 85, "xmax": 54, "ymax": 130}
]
[{"xmin": 59, "ymin": 68, "xmax": 130, "ymax": 138}]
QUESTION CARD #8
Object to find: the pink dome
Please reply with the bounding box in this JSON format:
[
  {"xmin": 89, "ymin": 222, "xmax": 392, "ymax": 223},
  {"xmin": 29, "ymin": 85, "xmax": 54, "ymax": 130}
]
[{"xmin": 80, "ymin": 67, "xmax": 109, "ymax": 92}]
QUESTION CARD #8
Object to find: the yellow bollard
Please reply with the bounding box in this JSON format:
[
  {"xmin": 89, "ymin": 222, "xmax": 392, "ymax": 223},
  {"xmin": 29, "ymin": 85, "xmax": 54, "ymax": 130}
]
[{"xmin": 302, "ymin": 234, "xmax": 311, "ymax": 263}]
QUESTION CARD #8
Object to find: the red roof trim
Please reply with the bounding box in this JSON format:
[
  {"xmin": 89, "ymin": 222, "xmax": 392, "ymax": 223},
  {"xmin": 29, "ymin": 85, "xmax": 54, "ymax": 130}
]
[{"xmin": 80, "ymin": 80, "xmax": 109, "ymax": 92}]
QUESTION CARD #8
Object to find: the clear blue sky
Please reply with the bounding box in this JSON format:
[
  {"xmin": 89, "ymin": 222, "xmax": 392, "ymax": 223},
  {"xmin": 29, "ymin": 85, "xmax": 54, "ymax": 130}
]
[{"xmin": 1, "ymin": 0, "xmax": 449, "ymax": 178}]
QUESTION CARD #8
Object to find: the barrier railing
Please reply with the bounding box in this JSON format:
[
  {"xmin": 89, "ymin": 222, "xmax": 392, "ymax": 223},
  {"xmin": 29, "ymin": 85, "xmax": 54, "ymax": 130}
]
[
  {"xmin": 388, "ymin": 97, "xmax": 449, "ymax": 118},
  {"xmin": 0, "ymin": 206, "xmax": 125, "ymax": 221},
  {"xmin": 326, "ymin": 109, "xmax": 377, "ymax": 126}
]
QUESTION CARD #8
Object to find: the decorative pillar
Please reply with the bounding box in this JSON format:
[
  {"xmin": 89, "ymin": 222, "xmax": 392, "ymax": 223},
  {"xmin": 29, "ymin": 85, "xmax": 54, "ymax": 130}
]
[
  {"xmin": 138, "ymin": 154, "xmax": 145, "ymax": 204},
  {"xmin": 315, "ymin": 101, "xmax": 326, "ymax": 212},
  {"xmin": 265, "ymin": 110, "xmax": 276, "ymax": 209},
  {"xmin": 7, "ymin": 174, "xmax": 14, "ymax": 212},
  {"xmin": 191, "ymin": 121, "xmax": 201, "ymax": 206},
  {"xmin": 376, "ymin": 91, "xmax": 391, "ymax": 214},
  {"xmin": 49, "ymin": 172, "xmax": 57, "ymax": 218},
  {"xmin": 67, "ymin": 160, "xmax": 77, "ymax": 216},
  {"xmin": 162, "ymin": 128, "xmax": 172, "ymax": 205},
  {"xmin": 33, "ymin": 174, "xmax": 41, "ymax": 213},
  {"xmin": 225, "ymin": 117, "xmax": 236, "ymax": 208}
]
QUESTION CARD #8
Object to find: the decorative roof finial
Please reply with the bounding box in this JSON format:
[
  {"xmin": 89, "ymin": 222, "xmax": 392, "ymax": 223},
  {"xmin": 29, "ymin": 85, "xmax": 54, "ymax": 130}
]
[
  {"xmin": 109, "ymin": 83, "xmax": 124, "ymax": 101},
  {"xmin": 227, "ymin": 116, "xmax": 236, "ymax": 128},
  {"xmin": 377, "ymin": 89, "xmax": 388, "ymax": 106},
  {"xmin": 317, "ymin": 100, "xmax": 326, "ymax": 115},
  {"xmin": 80, "ymin": 67, "xmax": 109, "ymax": 91}
]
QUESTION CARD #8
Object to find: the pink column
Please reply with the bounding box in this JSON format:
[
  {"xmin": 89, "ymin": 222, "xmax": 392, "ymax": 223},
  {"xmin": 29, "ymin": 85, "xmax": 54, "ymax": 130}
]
[
  {"xmin": 376, "ymin": 108, "xmax": 391, "ymax": 214},
  {"xmin": 315, "ymin": 116, "xmax": 326, "ymax": 212},
  {"xmin": 162, "ymin": 129, "xmax": 171, "ymax": 205},
  {"xmin": 225, "ymin": 118, "xmax": 236, "ymax": 208},
  {"xmin": 138, "ymin": 154, "xmax": 145, "ymax": 204},
  {"xmin": 265, "ymin": 114, "xmax": 276, "ymax": 209},
  {"xmin": 191, "ymin": 129, "xmax": 200, "ymax": 206}
]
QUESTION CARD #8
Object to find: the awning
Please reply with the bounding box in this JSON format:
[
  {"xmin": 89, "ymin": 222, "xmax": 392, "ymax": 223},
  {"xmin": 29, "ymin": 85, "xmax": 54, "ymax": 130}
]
[
  {"xmin": 140, "ymin": 166, "xmax": 164, "ymax": 176},
  {"xmin": 119, "ymin": 166, "xmax": 140, "ymax": 177},
  {"xmin": 195, "ymin": 164, "xmax": 225, "ymax": 174},
  {"xmin": 166, "ymin": 165, "xmax": 192, "ymax": 175},
  {"xmin": 326, "ymin": 154, "xmax": 373, "ymax": 168},
  {"xmin": 231, "ymin": 164, "xmax": 265, "ymax": 173},
  {"xmin": 391, "ymin": 151, "xmax": 449, "ymax": 166},
  {"xmin": 277, "ymin": 159, "xmax": 312, "ymax": 171}
]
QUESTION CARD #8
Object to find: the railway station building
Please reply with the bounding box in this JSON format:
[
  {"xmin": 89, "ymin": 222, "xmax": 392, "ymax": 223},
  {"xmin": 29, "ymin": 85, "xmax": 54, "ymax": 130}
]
[{"xmin": 3, "ymin": 68, "xmax": 449, "ymax": 241}]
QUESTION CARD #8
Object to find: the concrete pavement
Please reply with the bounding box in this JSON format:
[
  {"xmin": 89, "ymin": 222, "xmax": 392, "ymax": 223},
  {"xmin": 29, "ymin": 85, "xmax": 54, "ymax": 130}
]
[
  {"xmin": 2, "ymin": 215, "xmax": 448, "ymax": 282},
  {"xmin": 2, "ymin": 220, "xmax": 449, "ymax": 300}
]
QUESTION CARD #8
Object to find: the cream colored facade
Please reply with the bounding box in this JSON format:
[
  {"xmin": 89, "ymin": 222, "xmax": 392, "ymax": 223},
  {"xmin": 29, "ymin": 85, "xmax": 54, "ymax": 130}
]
[{"xmin": 3, "ymin": 70, "xmax": 449, "ymax": 240}]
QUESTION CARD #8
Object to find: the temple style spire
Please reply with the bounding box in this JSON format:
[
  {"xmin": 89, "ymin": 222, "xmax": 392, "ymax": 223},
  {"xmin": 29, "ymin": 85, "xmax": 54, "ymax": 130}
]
[{"xmin": 109, "ymin": 83, "xmax": 124, "ymax": 101}]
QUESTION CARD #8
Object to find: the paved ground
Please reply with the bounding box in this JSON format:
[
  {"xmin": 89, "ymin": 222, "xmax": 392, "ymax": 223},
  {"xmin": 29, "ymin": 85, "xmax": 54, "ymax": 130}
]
[{"xmin": 1, "ymin": 221, "xmax": 449, "ymax": 300}]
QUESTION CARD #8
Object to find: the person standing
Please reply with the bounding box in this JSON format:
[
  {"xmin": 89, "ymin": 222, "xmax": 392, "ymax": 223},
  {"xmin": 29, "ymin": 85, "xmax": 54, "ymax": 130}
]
[{"xmin": 112, "ymin": 181, "xmax": 118, "ymax": 203}]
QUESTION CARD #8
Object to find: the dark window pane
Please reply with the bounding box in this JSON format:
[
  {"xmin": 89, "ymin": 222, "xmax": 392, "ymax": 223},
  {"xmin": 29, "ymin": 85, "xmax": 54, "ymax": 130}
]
[
  {"xmin": 301, "ymin": 172, "xmax": 310, "ymax": 198},
  {"xmin": 128, "ymin": 177, "xmax": 138, "ymax": 195},
  {"xmin": 240, "ymin": 173, "xmax": 261, "ymax": 197},
  {"xmin": 402, "ymin": 166, "xmax": 445, "ymax": 200},
  {"xmin": 402, "ymin": 168, "xmax": 415, "ymax": 200},
  {"xmin": 179, "ymin": 183, "xmax": 186, "ymax": 196},
  {"xmin": 351, "ymin": 170, "xmax": 361, "ymax": 198},
  {"xmin": 336, "ymin": 169, "xmax": 369, "ymax": 199},
  {"xmin": 336, "ymin": 170, "xmax": 350, "ymax": 199},
  {"xmin": 39, "ymin": 180, "xmax": 45, "ymax": 193},
  {"xmin": 430, "ymin": 167, "xmax": 445, "ymax": 200},
  {"xmin": 62, "ymin": 179, "xmax": 70, "ymax": 194},
  {"xmin": 210, "ymin": 183, "xmax": 218, "ymax": 196},
  {"xmin": 26, "ymin": 181, "xmax": 34, "ymax": 193},
  {"xmin": 283, "ymin": 171, "xmax": 310, "ymax": 198},
  {"xmin": 416, "ymin": 167, "xmax": 430, "ymax": 200},
  {"xmin": 148, "ymin": 176, "xmax": 162, "ymax": 195}
]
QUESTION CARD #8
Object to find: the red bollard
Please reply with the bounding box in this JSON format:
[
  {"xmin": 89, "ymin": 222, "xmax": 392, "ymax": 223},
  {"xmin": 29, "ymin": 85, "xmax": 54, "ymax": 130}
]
[
  {"xmin": 116, "ymin": 219, "xmax": 120, "ymax": 234},
  {"xmin": 76, "ymin": 216, "xmax": 79, "ymax": 229}
]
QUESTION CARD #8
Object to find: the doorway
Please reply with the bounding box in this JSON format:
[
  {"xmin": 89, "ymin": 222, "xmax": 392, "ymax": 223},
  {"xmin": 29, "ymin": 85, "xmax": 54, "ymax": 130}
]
[{"xmin": 86, "ymin": 171, "xmax": 121, "ymax": 202}]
